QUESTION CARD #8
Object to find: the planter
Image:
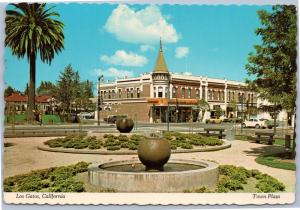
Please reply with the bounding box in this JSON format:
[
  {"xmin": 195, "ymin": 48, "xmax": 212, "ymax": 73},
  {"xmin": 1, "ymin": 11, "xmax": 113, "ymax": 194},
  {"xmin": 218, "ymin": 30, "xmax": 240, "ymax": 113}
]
[
  {"xmin": 116, "ymin": 118, "xmax": 134, "ymax": 133},
  {"xmin": 138, "ymin": 138, "xmax": 171, "ymax": 171}
]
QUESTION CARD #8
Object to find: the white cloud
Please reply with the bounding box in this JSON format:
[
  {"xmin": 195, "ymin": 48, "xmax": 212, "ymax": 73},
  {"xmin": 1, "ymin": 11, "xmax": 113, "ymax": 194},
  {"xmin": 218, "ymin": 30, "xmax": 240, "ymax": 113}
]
[
  {"xmin": 100, "ymin": 50, "xmax": 147, "ymax": 67},
  {"xmin": 92, "ymin": 67, "xmax": 134, "ymax": 79},
  {"xmin": 182, "ymin": 71, "xmax": 192, "ymax": 76},
  {"xmin": 175, "ymin": 47, "xmax": 189, "ymax": 59},
  {"xmin": 140, "ymin": 44, "xmax": 154, "ymax": 52},
  {"xmin": 104, "ymin": 4, "xmax": 179, "ymax": 44}
]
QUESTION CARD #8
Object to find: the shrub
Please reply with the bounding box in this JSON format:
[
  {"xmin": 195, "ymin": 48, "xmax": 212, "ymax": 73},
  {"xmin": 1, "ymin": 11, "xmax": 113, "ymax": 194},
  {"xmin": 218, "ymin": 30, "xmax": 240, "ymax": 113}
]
[{"xmin": 3, "ymin": 162, "xmax": 89, "ymax": 192}]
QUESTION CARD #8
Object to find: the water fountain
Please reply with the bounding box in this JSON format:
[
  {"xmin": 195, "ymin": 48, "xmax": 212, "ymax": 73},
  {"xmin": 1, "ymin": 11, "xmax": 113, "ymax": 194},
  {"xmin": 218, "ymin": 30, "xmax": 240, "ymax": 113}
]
[{"xmin": 88, "ymin": 132, "xmax": 219, "ymax": 192}]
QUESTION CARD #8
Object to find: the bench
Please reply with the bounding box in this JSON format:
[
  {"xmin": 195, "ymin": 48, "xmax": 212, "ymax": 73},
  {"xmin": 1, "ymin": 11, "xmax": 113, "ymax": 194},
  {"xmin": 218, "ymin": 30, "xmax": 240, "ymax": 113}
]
[
  {"xmin": 204, "ymin": 127, "xmax": 225, "ymax": 139},
  {"xmin": 255, "ymin": 131, "xmax": 275, "ymax": 145}
]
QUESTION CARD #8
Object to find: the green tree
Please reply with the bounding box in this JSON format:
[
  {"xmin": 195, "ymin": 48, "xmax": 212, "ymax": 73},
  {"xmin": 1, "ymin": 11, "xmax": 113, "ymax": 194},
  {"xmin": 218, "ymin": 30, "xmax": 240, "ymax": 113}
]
[
  {"xmin": 4, "ymin": 86, "xmax": 20, "ymax": 97},
  {"xmin": 197, "ymin": 99, "xmax": 210, "ymax": 122},
  {"xmin": 245, "ymin": 5, "xmax": 297, "ymax": 157},
  {"xmin": 56, "ymin": 65, "xmax": 79, "ymax": 113},
  {"xmin": 5, "ymin": 3, "xmax": 64, "ymax": 121},
  {"xmin": 37, "ymin": 81, "xmax": 56, "ymax": 96}
]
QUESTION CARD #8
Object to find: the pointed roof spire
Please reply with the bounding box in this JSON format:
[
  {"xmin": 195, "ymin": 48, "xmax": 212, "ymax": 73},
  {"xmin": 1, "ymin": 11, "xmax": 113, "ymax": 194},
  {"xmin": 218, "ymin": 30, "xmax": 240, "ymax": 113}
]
[{"xmin": 153, "ymin": 38, "xmax": 169, "ymax": 73}]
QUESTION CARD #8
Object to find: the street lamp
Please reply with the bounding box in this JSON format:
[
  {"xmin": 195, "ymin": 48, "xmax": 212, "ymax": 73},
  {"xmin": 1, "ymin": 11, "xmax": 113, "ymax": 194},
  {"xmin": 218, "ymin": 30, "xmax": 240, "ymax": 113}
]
[
  {"xmin": 98, "ymin": 75, "xmax": 104, "ymax": 126},
  {"xmin": 167, "ymin": 76, "xmax": 171, "ymax": 131}
]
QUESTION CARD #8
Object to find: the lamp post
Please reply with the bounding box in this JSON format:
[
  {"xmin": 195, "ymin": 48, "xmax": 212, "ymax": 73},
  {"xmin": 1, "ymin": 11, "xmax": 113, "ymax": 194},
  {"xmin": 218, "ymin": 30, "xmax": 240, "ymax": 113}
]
[
  {"xmin": 97, "ymin": 75, "xmax": 104, "ymax": 126},
  {"xmin": 167, "ymin": 76, "xmax": 171, "ymax": 131}
]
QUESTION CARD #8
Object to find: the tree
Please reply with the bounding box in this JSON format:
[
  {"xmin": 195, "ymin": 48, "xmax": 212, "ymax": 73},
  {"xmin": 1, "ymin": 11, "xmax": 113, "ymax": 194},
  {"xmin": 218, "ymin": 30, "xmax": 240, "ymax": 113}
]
[
  {"xmin": 4, "ymin": 86, "xmax": 20, "ymax": 97},
  {"xmin": 245, "ymin": 5, "xmax": 296, "ymax": 157},
  {"xmin": 37, "ymin": 81, "xmax": 56, "ymax": 96},
  {"xmin": 56, "ymin": 65, "xmax": 79, "ymax": 113},
  {"xmin": 5, "ymin": 3, "xmax": 64, "ymax": 121},
  {"xmin": 196, "ymin": 99, "xmax": 210, "ymax": 122}
]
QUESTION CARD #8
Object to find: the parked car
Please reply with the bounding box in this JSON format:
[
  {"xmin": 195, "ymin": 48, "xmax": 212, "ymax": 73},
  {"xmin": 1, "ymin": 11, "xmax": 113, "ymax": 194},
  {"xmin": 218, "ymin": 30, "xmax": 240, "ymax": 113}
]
[
  {"xmin": 241, "ymin": 118, "xmax": 266, "ymax": 129},
  {"xmin": 223, "ymin": 118, "xmax": 243, "ymax": 123},
  {"xmin": 107, "ymin": 115, "xmax": 128, "ymax": 124},
  {"xmin": 79, "ymin": 112, "xmax": 94, "ymax": 119}
]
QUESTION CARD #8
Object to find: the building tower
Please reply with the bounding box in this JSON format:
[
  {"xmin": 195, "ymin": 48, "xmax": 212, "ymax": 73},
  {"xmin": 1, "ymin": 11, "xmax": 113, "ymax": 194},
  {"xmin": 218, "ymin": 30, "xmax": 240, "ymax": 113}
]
[{"xmin": 152, "ymin": 39, "xmax": 170, "ymax": 98}]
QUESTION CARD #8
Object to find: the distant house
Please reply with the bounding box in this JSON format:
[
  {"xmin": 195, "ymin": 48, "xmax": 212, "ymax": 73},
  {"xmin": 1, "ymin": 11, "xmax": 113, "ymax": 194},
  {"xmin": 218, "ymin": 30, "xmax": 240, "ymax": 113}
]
[{"xmin": 5, "ymin": 93, "xmax": 56, "ymax": 114}]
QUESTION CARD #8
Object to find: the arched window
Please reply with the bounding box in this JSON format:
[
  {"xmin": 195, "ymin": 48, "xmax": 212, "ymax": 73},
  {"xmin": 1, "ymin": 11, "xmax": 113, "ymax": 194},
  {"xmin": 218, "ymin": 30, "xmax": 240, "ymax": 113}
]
[
  {"xmin": 158, "ymin": 86, "xmax": 163, "ymax": 98},
  {"xmin": 187, "ymin": 88, "xmax": 191, "ymax": 99},
  {"xmin": 181, "ymin": 88, "xmax": 185, "ymax": 98},
  {"xmin": 172, "ymin": 87, "xmax": 177, "ymax": 98},
  {"xmin": 196, "ymin": 89, "xmax": 200, "ymax": 99}
]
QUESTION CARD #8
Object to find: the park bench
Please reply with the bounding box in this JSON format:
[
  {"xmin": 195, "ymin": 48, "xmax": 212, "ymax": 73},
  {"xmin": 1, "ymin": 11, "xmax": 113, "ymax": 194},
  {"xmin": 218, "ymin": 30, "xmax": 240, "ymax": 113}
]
[
  {"xmin": 203, "ymin": 127, "xmax": 225, "ymax": 139},
  {"xmin": 255, "ymin": 131, "xmax": 275, "ymax": 145}
]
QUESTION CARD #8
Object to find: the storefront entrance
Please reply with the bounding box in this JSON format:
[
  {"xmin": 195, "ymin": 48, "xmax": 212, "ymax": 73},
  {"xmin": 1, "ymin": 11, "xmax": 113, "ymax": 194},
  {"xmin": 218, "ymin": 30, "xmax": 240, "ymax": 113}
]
[{"xmin": 152, "ymin": 106, "xmax": 199, "ymax": 123}]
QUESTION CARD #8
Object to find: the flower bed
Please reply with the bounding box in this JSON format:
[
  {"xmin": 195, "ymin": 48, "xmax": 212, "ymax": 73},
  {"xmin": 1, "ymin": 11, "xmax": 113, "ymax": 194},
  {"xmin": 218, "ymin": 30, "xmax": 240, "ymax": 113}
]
[{"xmin": 44, "ymin": 132, "xmax": 224, "ymax": 151}]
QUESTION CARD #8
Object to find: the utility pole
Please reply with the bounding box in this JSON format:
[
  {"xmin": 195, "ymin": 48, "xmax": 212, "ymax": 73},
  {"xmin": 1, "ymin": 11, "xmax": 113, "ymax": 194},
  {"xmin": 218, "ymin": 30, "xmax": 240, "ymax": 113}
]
[{"xmin": 97, "ymin": 75, "xmax": 104, "ymax": 126}]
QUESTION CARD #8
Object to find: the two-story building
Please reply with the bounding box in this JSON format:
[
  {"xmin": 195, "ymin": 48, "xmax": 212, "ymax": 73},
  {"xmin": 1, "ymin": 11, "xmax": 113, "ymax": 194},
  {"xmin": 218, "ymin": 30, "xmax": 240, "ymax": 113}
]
[{"xmin": 98, "ymin": 41, "xmax": 257, "ymax": 123}]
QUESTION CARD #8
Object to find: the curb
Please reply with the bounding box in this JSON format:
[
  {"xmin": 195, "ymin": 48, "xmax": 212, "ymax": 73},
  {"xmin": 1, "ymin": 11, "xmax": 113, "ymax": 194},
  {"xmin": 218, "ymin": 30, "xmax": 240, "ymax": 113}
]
[{"xmin": 37, "ymin": 140, "xmax": 231, "ymax": 155}]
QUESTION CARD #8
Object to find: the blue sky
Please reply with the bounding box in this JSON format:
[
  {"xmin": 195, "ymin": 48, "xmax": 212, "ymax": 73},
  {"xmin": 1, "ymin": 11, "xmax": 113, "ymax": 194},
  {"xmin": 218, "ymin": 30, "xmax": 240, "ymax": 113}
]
[{"xmin": 5, "ymin": 4, "xmax": 271, "ymax": 92}]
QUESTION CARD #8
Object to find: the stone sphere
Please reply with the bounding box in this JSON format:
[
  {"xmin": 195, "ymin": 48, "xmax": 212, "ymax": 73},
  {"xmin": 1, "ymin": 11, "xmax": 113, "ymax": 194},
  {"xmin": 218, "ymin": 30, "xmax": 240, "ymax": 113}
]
[
  {"xmin": 138, "ymin": 138, "xmax": 171, "ymax": 171},
  {"xmin": 116, "ymin": 118, "xmax": 134, "ymax": 133}
]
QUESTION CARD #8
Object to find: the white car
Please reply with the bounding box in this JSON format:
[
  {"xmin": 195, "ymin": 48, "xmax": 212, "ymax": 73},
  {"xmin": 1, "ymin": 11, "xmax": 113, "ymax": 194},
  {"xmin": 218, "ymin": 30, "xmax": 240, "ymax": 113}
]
[{"xmin": 242, "ymin": 119, "xmax": 266, "ymax": 129}]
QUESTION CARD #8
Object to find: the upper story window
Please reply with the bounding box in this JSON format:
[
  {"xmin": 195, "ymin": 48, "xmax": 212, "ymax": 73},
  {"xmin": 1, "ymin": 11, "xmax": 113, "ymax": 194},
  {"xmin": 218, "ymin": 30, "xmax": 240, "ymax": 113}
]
[
  {"xmin": 126, "ymin": 89, "xmax": 130, "ymax": 98},
  {"xmin": 208, "ymin": 90, "xmax": 211, "ymax": 100},
  {"xmin": 172, "ymin": 87, "xmax": 177, "ymax": 98},
  {"xmin": 154, "ymin": 87, "xmax": 156, "ymax": 98},
  {"xmin": 108, "ymin": 90, "xmax": 111, "ymax": 99},
  {"xmin": 187, "ymin": 88, "xmax": 191, "ymax": 99},
  {"xmin": 196, "ymin": 89, "xmax": 200, "ymax": 99},
  {"xmin": 103, "ymin": 91, "xmax": 107, "ymax": 99},
  {"xmin": 202, "ymin": 87, "xmax": 205, "ymax": 99},
  {"xmin": 181, "ymin": 88, "xmax": 185, "ymax": 98},
  {"xmin": 111, "ymin": 90, "xmax": 116, "ymax": 98},
  {"xmin": 158, "ymin": 86, "xmax": 163, "ymax": 98},
  {"xmin": 220, "ymin": 91, "xmax": 224, "ymax": 101},
  {"xmin": 165, "ymin": 87, "xmax": 169, "ymax": 98},
  {"xmin": 118, "ymin": 89, "xmax": 122, "ymax": 98},
  {"xmin": 130, "ymin": 88, "xmax": 134, "ymax": 98},
  {"xmin": 137, "ymin": 88, "xmax": 140, "ymax": 98}
]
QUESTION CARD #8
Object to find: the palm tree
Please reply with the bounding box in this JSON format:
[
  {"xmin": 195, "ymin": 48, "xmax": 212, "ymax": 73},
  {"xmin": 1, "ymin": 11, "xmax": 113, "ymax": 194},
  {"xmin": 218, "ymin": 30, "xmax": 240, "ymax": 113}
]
[{"xmin": 5, "ymin": 3, "xmax": 64, "ymax": 121}]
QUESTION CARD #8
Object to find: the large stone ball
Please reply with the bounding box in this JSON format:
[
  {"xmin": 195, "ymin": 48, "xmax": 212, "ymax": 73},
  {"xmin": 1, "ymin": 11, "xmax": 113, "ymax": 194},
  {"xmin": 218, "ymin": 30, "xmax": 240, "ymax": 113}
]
[
  {"xmin": 116, "ymin": 118, "xmax": 134, "ymax": 133},
  {"xmin": 138, "ymin": 138, "xmax": 171, "ymax": 171}
]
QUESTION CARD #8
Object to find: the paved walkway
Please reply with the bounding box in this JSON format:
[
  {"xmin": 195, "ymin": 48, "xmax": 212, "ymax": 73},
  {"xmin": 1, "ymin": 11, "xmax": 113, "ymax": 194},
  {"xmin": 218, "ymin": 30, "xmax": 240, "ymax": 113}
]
[{"xmin": 3, "ymin": 137, "xmax": 296, "ymax": 192}]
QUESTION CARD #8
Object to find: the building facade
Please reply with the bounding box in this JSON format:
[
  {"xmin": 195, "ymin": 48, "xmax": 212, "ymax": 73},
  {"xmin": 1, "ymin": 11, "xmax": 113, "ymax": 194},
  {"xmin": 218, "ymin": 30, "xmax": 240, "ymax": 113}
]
[{"xmin": 98, "ymin": 41, "xmax": 257, "ymax": 123}]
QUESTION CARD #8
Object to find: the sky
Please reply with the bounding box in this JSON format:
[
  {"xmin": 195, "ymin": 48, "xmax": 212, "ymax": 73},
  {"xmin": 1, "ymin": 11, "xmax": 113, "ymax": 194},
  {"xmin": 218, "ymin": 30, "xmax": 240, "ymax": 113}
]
[{"xmin": 4, "ymin": 4, "xmax": 272, "ymax": 93}]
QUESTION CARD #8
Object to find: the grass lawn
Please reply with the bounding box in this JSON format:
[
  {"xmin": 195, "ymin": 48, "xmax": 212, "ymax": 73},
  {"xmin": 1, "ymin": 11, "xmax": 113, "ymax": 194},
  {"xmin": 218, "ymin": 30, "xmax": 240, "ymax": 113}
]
[
  {"xmin": 255, "ymin": 153, "xmax": 296, "ymax": 171},
  {"xmin": 235, "ymin": 135, "xmax": 291, "ymax": 147}
]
